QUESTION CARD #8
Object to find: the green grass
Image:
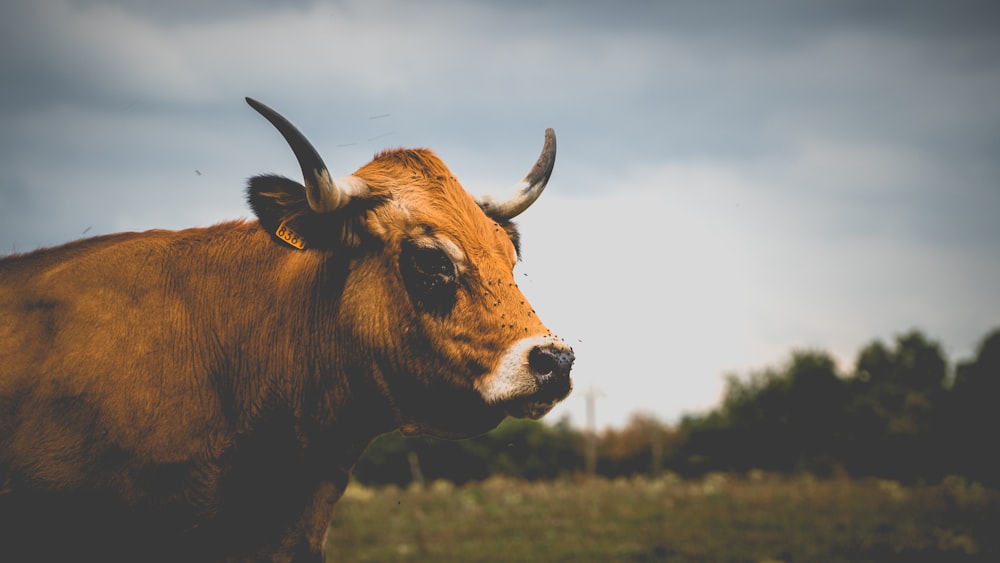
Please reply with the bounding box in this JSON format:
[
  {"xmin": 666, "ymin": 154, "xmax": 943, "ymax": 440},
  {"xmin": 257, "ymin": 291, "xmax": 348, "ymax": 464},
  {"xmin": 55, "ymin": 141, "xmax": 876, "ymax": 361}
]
[{"xmin": 325, "ymin": 473, "xmax": 999, "ymax": 562}]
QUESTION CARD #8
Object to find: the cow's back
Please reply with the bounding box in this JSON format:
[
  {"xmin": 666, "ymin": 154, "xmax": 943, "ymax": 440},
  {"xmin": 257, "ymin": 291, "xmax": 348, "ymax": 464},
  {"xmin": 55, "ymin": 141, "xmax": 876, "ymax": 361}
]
[
  {"xmin": 0, "ymin": 221, "xmax": 328, "ymax": 560},
  {"xmin": 1, "ymin": 232, "xmax": 142, "ymax": 491},
  {"xmin": 0, "ymin": 223, "xmax": 279, "ymax": 501}
]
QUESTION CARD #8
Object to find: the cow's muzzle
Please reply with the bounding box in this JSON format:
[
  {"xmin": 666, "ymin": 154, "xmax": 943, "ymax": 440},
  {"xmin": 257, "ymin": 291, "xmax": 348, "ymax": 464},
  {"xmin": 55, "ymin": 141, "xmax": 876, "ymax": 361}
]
[
  {"xmin": 527, "ymin": 343, "xmax": 574, "ymax": 403},
  {"xmin": 477, "ymin": 336, "xmax": 575, "ymax": 420}
]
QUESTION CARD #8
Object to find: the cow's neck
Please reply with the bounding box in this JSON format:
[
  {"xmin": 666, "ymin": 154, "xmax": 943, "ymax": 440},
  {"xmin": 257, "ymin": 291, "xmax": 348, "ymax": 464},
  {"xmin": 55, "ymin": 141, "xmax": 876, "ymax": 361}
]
[{"xmin": 221, "ymin": 227, "xmax": 398, "ymax": 464}]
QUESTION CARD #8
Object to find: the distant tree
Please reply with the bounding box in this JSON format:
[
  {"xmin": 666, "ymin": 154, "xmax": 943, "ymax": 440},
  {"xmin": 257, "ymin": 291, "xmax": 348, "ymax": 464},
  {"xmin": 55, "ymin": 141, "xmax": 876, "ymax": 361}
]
[
  {"xmin": 673, "ymin": 410, "xmax": 731, "ymax": 476},
  {"xmin": 721, "ymin": 350, "xmax": 846, "ymax": 473},
  {"xmin": 843, "ymin": 330, "xmax": 949, "ymax": 481},
  {"xmin": 353, "ymin": 417, "xmax": 582, "ymax": 485},
  {"xmin": 597, "ymin": 413, "xmax": 677, "ymax": 477},
  {"xmin": 944, "ymin": 328, "xmax": 1000, "ymax": 485},
  {"xmin": 781, "ymin": 351, "xmax": 849, "ymax": 473},
  {"xmin": 481, "ymin": 417, "xmax": 583, "ymax": 479},
  {"xmin": 673, "ymin": 350, "xmax": 847, "ymax": 476}
]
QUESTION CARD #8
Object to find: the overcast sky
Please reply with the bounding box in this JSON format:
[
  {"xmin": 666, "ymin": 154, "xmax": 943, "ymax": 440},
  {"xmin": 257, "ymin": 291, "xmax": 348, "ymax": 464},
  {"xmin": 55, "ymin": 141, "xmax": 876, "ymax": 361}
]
[{"xmin": 2, "ymin": 0, "xmax": 998, "ymax": 429}]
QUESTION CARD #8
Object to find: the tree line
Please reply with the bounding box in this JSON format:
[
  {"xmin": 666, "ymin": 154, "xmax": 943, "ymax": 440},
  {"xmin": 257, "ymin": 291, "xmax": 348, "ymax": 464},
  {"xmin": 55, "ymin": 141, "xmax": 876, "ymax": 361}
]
[{"xmin": 353, "ymin": 327, "xmax": 1000, "ymax": 486}]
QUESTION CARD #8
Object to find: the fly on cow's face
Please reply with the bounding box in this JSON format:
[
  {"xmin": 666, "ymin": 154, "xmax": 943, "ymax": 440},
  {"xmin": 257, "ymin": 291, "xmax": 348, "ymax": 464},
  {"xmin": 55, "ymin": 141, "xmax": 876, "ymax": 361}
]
[{"xmin": 400, "ymin": 239, "xmax": 458, "ymax": 315}]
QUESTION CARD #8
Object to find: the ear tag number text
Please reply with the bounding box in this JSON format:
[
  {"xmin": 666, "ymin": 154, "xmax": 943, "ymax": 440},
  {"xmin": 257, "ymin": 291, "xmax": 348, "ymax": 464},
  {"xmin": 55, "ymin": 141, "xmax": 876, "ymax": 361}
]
[{"xmin": 276, "ymin": 220, "xmax": 306, "ymax": 250}]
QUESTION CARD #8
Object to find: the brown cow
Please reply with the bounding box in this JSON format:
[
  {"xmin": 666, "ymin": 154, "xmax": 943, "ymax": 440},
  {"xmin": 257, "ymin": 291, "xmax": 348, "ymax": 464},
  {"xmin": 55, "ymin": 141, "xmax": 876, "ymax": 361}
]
[{"xmin": 0, "ymin": 98, "xmax": 573, "ymax": 562}]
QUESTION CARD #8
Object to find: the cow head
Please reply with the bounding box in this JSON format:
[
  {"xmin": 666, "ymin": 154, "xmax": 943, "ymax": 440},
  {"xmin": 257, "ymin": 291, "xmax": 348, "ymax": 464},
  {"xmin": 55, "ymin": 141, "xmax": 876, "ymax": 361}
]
[{"xmin": 245, "ymin": 98, "xmax": 573, "ymax": 438}]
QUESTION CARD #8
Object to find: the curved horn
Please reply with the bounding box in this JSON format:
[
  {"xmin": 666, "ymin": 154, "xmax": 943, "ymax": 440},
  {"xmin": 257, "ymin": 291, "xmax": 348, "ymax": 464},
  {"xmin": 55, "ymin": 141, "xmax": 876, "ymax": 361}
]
[
  {"xmin": 246, "ymin": 97, "xmax": 367, "ymax": 213},
  {"xmin": 476, "ymin": 128, "xmax": 556, "ymax": 221}
]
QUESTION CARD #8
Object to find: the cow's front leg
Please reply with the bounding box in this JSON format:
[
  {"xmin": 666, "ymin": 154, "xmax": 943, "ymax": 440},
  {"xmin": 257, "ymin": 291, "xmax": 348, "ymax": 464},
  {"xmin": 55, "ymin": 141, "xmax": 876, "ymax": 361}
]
[{"xmin": 272, "ymin": 476, "xmax": 347, "ymax": 563}]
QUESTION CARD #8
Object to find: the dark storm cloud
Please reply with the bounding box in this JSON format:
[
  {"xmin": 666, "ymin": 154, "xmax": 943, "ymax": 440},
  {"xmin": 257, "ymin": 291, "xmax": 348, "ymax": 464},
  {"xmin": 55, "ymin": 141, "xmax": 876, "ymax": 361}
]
[{"xmin": 2, "ymin": 0, "xmax": 998, "ymax": 245}]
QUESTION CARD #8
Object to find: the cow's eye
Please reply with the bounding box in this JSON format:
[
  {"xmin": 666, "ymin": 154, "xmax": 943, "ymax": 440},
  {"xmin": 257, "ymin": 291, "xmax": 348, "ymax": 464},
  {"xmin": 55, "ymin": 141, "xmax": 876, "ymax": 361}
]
[
  {"xmin": 410, "ymin": 245, "xmax": 454, "ymax": 278},
  {"xmin": 400, "ymin": 241, "xmax": 457, "ymax": 315}
]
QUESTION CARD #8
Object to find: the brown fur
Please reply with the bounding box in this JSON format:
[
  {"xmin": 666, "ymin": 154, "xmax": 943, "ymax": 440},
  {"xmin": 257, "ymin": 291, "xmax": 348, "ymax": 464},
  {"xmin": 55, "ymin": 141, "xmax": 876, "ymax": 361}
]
[{"xmin": 0, "ymin": 148, "xmax": 560, "ymax": 562}]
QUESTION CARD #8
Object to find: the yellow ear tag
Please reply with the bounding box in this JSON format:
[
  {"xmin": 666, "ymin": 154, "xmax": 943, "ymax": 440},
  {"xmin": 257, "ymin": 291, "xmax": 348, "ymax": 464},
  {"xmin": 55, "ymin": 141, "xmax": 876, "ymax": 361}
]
[{"xmin": 275, "ymin": 220, "xmax": 306, "ymax": 250}]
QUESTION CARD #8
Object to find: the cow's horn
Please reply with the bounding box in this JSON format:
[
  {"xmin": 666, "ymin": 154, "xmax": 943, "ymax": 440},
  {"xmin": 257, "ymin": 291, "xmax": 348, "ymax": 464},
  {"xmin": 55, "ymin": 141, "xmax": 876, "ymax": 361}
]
[
  {"xmin": 246, "ymin": 97, "xmax": 368, "ymax": 213},
  {"xmin": 476, "ymin": 128, "xmax": 556, "ymax": 221}
]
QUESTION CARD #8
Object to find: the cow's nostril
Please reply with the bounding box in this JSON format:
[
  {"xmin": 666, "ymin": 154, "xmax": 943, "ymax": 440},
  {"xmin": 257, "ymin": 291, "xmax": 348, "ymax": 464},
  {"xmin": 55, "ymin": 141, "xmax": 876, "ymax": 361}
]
[
  {"xmin": 527, "ymin": 344, "xmax": 574, "ymax": 400},
  {"xmin": 528, "ymin": 345, "xmax": 558, "ymax": 376}
]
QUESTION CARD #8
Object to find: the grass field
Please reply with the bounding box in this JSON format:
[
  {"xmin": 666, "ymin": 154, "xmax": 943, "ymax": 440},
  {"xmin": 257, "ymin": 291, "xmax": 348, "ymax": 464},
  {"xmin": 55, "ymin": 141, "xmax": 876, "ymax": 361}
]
[{"xmin": 325, "ymin": 473, "xmax": 999, "ymax": 562}]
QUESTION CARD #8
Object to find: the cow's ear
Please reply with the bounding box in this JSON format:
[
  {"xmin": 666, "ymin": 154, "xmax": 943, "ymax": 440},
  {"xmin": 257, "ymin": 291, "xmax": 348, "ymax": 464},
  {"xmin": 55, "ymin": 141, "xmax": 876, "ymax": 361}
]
[
  {"xmin": 498, "ymin": 220, "xmax": 522, "ymax": 259},
  {"xmin": 247, "ymin": 175, "xmax": 374, "ymax": 250}
]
